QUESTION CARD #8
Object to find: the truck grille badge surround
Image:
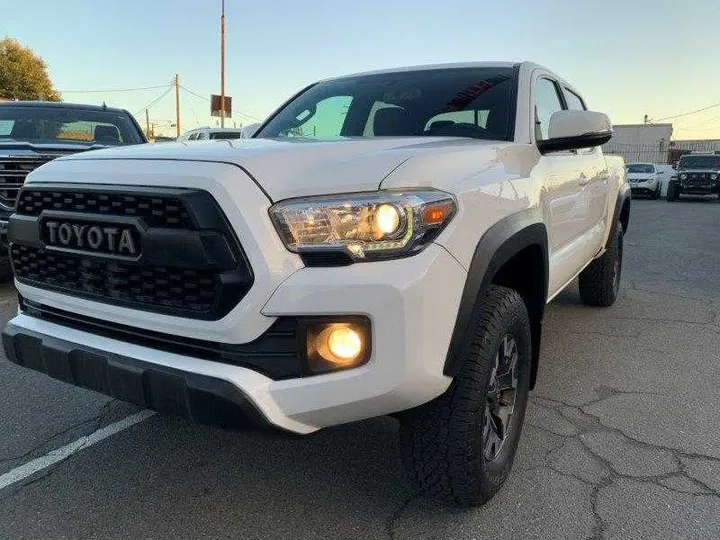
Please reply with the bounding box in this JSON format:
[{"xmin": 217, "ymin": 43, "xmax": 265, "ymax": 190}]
[{"xmin": 7, "ymin": 184, "xmax": 254, "ymax": 320}]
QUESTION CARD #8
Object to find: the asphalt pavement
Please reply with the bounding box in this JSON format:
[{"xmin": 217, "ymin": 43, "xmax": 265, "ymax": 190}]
[{"xmin": 1, "ymin": 197, "xmax": 719, "ymax": 540}]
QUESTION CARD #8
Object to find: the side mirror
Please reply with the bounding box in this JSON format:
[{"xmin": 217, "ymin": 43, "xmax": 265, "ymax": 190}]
[{"xmin": 538, "ymin": 110, "xmax": 612, "ymax": 154}]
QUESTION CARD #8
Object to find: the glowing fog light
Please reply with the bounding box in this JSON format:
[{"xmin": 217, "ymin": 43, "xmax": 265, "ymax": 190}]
[
  {"xmin": 304, "ymin": 319, "xmax": 371, "ymax": 373},
  {"xmin": 326, "ymin": 326, "xmax": 362, "ymax": 361}
]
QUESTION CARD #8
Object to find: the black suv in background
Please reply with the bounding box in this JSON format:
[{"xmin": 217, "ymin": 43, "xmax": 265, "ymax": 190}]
[
  {"xmin": 0, "ymin": 102, "xmax": 147, "ymax": 279},
  {"xmin": 667, "ymin": 153, "xmax": 720, "ymax": 202}
]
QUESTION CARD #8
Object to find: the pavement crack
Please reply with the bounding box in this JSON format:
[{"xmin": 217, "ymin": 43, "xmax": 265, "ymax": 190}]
[
  {"xmin": 626, "ymin": 283, "xmax": 717, "ymax": 304},
  {"xmin": 545, "ymin": 329, "xmax": 641, "ymax": 339},
  {"xmin": 611, "ymin": 314, "xmax": 719, "ymax": 327},
  {"xmin": 385, "ymin": 491, "xmax": 420, "ymax": 540},
  {"xmin": 528, "ymin": 394, "xmax": 720, "ymax": 503},
  {"xmin": 0, "ymin": 399, "xmax": 117, "ymax": 467}
]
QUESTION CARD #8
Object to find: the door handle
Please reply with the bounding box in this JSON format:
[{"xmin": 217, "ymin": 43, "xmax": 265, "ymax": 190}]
[{"xmin": 578, "ymin": 173, "xmax": 589, "ymax": 187}]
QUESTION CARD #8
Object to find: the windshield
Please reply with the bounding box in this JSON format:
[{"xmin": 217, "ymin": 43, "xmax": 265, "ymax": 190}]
[
  {"xmin": 678, "ymin": 155, "xmax": 720, "ymax": 170},
  {"xmin": 210, "ymin": 131, "xmax": 243, "ymax": 140},
  {"xmin": 627, "ymin": 164, "xmax": 654, "ymax": 173},
  {"xmin": 257, "ymin": 67, "xmax": 515, "ymax": 141},
  {"xmin": 0, "ymin": 106, "xmax": 143, "ymax": 146}
]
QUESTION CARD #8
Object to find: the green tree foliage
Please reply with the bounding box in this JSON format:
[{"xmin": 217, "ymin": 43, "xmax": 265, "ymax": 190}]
[{"xmin": 0, "ymin": 37, "xmax": 61, "ymax": 101}]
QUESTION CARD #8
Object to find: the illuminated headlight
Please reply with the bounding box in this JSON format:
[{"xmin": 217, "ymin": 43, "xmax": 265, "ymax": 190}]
[
  {"xmin": 711, "ymin": 173, "xmax": 718, "ymax": 181},
  {"xmin": 269, "ymin": 190, "xmax": 456, "ymax": 261},
  {"xmin": 680, "ymin": 173, "xmax": 687, "ymax": 180}
]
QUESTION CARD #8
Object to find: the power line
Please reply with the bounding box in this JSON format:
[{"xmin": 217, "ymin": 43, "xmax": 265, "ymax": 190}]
[
  {"xmin": 675, "ymin": 114, "xmax": 720, "ymax": 130},
  {"xmin": 134, "ymin": 87, "xmax": 174, "ymax": 116},
  {"xmin": 60, "ymin": 84, "xmax": 170, "ymax": 94},
  {"xmin": 654, "ymin": 100, "xmax": 720, "ymax": 122},
  {"xmin": 674, "ymin": 125, "xmax": 720, "ymax": 132},
  {"xmin": 179, "ymin": 84, "xmax": 261, "ymax": 121},
  {"xmin": 179, "ymin": 85, "xmax": 209, "ymax": 101}
]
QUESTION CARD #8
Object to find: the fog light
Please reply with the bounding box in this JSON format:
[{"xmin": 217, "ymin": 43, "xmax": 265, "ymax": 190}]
[
  {"xmin": 326, "ymin": 326, "xmax": 362, "ymax": 360},
  {"xmin": 303, "ymin": 318, "xmax": 371, "ymax": 374}
]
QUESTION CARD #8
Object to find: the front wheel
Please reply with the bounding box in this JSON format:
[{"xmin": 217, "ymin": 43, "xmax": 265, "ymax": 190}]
[
  {"xmin": 400, "ymin": 285, "xmax": 532, "ymax": 507},
  {"xmin": 667, "ymin": 182, "xmax": 679, "ymax": 202}
]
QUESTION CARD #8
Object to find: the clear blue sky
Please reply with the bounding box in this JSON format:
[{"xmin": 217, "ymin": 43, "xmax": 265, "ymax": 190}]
[{"xmin": 4, "ymin": 0, "xmax": 720, "ymax": 139}]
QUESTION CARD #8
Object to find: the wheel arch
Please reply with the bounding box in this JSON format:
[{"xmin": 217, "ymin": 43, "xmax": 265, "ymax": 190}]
[
  {"xmin": 443, "ymin": 211, "xmax": 549, "ymax": 389},
  {"xmin": 612, "ymin": 184, "xmax": 631, "ymax": 240}
]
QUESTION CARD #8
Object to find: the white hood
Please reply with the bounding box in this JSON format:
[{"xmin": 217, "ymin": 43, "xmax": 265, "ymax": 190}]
[{"xmin": 58, "ymin": 137, "xmax": 502, "ymax": 200}]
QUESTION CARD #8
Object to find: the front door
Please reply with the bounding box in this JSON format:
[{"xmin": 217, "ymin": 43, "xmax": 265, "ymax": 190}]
[{"xmin": 532, "ymin": 76, "xmax": 590, "ymax": 295}]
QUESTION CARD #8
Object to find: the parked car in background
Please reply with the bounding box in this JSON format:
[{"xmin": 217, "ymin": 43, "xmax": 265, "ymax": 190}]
[
  {"xmin": 655, "ymin": 164, "xmax": 676, "ymax": 198},
  {"xmin": 0, "ymin": 101, "xmax": 147, "ymax": 280},
  {"xmin": 177, "ymin": 127, "xmax": 244, "ymax": 141},
  {"xmin": 667, "ymin": 153, "xmax": 720, "ymax": 202},
  {"xmin": 2, "ymin": 61, "xmax": 629, "ymax": 507},
  {"xmin": 626, "ymin": 162, "xmax": 661, "ymax": 198}
]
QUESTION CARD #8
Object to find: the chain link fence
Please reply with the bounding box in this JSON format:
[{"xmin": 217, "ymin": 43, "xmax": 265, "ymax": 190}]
[{"xmin": 603, "ymin": 140, "xmax": 720, "ymax": 164}]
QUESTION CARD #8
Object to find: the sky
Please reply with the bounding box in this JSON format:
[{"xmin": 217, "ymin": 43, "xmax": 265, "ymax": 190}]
[{"xmin": 3, "ymin": 0, "xmax": 720, "ymax": 139}]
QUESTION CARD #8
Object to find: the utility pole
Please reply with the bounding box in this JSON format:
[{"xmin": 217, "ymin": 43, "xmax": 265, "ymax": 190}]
[
  {"xmin": 174, "ymin": 73, "xmax": 181, "ymax": 138},
  {"xmin": 145, "ymin": 109, "xmax": 150, "ymax": 137},
  {"xmin": 220, "ymin": 0, "xmax": 226, "ymax": 128}
]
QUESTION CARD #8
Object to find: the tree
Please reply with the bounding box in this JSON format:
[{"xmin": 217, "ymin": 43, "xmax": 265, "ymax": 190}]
[{"xmin": 0, "ymin": 37, "xmax": 60, "ymax": 101}]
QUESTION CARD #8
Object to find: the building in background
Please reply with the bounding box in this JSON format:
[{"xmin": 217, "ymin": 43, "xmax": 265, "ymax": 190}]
[
  {"xmin": 604, "ymin": 123, "xmax": 720, "ymax": 164},
  {"xmin": 603, "ymin": 124, "xmax": 673, "ymax": 164}
]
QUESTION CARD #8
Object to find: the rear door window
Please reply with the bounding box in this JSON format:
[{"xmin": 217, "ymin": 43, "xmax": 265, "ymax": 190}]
[{"xmin": 564, "ymin": 89, "xmax": 586, "ymax": 111}]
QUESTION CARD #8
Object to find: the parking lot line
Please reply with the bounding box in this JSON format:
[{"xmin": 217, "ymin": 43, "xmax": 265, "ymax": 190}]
[{"xmin": 0, "ymin": 410, "xmax": 155, "ymax": 492}]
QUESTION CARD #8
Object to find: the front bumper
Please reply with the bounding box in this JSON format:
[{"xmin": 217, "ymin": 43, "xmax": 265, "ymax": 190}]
[
  {"xmin": 4, "ymin": 244, "xmax": 466, "ymax": 434},
  {"xmin": 678, "ymin": 184, "xmax": 718, "ymax": 195},
  {"xmin": 2, "ymin": 323, "xmax": 268, "ymax": 429},
  {"xmin": 629, "ymin": 181, "xmax": 658, "ymax": 196}
]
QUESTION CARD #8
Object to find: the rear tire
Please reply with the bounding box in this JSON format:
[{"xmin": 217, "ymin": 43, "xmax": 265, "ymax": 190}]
[
  {"xmin": 400, "ymin": 285, "xmax": 532, "ymax": 507},
  {"xmin": 579, "ymin": 224, "xmax": 623, "ymax": 307}
]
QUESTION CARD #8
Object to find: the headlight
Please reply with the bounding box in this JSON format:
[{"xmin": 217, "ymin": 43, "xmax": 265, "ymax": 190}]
[
  {"xmin": 711, "ymin": 173, "xmax": 718, "ymax": 181},
  {"xmin": 680, "ymin": 173, "xmax": 687, "ymax": 180},
  {"xmin": 269, "ymin": 189, "xmax": 456, "ymax": 261}
]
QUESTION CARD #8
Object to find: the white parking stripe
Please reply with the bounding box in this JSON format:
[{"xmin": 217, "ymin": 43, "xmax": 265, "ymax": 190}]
[{"xmin": 0, "ymin": 410, "xmax": 155, "ymax": 492}]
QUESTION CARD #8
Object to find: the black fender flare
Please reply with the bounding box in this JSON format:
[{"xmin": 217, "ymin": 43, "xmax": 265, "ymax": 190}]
[
  {"xmin": 443, "ymin": 210, "xmax": 549, "ymax": 383},
  {"xmin": 608, "ymin": 184, "xmax": 631, "ymax": 243}
]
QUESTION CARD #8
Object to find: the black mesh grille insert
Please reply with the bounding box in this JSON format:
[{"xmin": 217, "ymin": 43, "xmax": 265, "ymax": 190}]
[
  {"xmin": 9, "ymin": 184, "xmax": 254, "ymax": 320},
  {"xmin": 16, "ymin": 190, "xmax": 193, "ymax": 228},
  {"xmin": 12, "ymin": 244, "xmax": 218, "ymax": 313}
]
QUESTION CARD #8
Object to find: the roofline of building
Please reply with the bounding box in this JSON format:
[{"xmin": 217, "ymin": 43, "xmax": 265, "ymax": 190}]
[{"xmin": 613, "ymin": 123, "xmax": 673, "ymax": 128}]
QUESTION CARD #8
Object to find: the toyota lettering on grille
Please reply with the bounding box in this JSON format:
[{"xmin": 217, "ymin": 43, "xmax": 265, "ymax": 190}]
[{"xmin": 44, "ymin": 221, "xmax": 138, "ymax": 256}]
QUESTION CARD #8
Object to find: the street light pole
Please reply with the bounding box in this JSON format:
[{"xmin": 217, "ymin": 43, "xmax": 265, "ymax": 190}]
[{"xmin": 220, "ymin": 0, "xmax": 226, "ymax": 128}]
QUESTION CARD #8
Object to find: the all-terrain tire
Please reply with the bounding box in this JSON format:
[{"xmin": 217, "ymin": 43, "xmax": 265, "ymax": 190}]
[
  {"xmin": 667, "ymin": 183, "xmax": 678, "ymax": 201},
  {"xmin": 400, "ymin": 285, "xmax": 532, "ymax": 507},
  {"xmin": 578, "ymin": 224, "xmax": 623, "ymax": 307}
]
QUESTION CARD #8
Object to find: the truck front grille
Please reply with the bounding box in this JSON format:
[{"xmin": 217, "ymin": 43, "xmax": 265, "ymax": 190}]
[
  {"xmin": 9, "ymin": 184, "xmax": 253, "ymax": 320},
  {"xmin": 11, "ymin": 244, "xmax": 218, "ymax": 313},
  {"xmin": 0, "ymin": 156, "xmax": 59, "ymax": 210},
  {"xmin": 16, "ymin": 189, "xmax": 193, "ymax": 228}
]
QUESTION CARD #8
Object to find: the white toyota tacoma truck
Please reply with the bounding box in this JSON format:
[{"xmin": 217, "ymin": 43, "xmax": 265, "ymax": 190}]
[{"xmin": 3, "ymin": 62, "xmax": 629, "ymax": 506}]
